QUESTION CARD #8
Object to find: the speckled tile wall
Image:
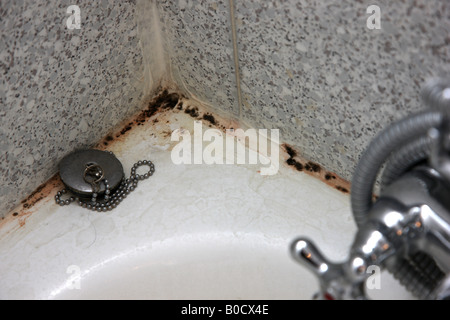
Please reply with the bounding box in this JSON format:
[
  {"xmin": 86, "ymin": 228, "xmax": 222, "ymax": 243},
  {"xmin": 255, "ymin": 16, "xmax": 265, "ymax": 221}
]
[
  {"xmin": 2, "ymin": 0, "xmax": 450, "ymax": 217},
  {"xmin": 155, "ymin": 0, "xmax": 450, "ymax": 181},
  {"xmin": 235, "ymin": 0, "xmax": 450, "ymax": 181},
  {"xmin": 156, "ymin": 0, "xmax": 240, "ymax": 119},
  {"xmin": 0, "ymin": 0, "xmax": 145, "ymax": 216}
]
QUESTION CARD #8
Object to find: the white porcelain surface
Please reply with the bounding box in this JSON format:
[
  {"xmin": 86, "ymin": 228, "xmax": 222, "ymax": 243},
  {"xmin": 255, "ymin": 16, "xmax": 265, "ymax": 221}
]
[{"xmin": 0, "ymin": 109, "xmax": 413, "ymax": 300}]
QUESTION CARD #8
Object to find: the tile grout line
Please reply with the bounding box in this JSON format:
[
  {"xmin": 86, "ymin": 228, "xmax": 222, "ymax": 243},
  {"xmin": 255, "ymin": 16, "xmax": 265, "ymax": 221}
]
[{"xmin": 228, "ymin": 0, "xmax": 243, "ymax": 120}]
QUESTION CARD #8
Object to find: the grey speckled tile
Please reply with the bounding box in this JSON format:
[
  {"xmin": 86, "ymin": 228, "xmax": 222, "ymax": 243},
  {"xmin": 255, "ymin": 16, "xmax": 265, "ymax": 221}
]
[
  {"xmin": 156, "ymin": 0, "xmax": 240, "ymax": 119},
  {"xmin": 2, "ymin": 0, "xmax": 450, "ymax": 217},
  {"xmin": 236, "ymin": 0, "xmax": 450, "ymax": 180},
  {"xmin": 0, "ymin": 0, "xmax": 144, "ymax": 217}
]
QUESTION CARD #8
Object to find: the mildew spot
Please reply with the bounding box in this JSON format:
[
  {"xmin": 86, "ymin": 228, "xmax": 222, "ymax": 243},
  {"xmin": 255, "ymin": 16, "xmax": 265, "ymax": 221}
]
[
  {"xmin": 202, "ymin": 113, "xmax": 216, "ymax": 125},
  {"xmin": 1, "ymin": 174, "xmax": 64, "ymax": 231},
  {"xmin": 283, "ymin": 143, "xmax": 351, "ymax": 195},
  {"xmin": 184, "ymin": 106, "xmax": 199, "ymax": 118},
  {"xmin": 2, "ymin": 88, "xmax": 243, "ymax": 230},
  {"xmin": 336, "ymin": 186, "xmax": 349, "ymax": 193}
]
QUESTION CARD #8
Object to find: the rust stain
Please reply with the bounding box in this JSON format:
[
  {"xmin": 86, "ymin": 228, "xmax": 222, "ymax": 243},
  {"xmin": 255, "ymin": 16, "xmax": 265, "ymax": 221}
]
[
  {"xmin": 282, "ymin": 143, "xmax": 351, "ymax": 194},
  {"xmin": 2, "ymin": 87, "xmax": 237, "ymax": 227},
  {"xmin": 19, "ymin": 174, "xmax": 63, "ymax": 213},
  {"xmin": 2, "ymin": 87, "xmax": 353, "ymax": 234},
  {"xmin": 1, "ymin": 89, "xmax": 181, "ymax": 230},
  {"xmin": 0, "ymin": 174, "xmax": 64, "ymax": 233}
]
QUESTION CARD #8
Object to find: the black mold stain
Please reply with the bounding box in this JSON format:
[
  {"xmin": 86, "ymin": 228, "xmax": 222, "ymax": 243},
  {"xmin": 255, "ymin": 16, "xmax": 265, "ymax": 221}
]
[
  {"xmin": 21, "ymin": 184, "xmax": 45, "ymax": 207},
  {"xmin": 284, "ymin": 145, "xmax": 297, "ymax": 158},
  {"xmin": 284, "ymin": 144, "xmax": 325, "ymax": 175},
  {"xmin": 120, "ymin": 125, "xmax": 132, "ymax": 136},
  {"xmin": 18, "ymin": 176, "xmax": 59, "ymax": 211},
  {"xmin": 10, "ymin": 89, "xmax": 189, "ymax": 219},
  {"xmin": 306, "ymin": 161, "xmax": 321, "ymax": 173},
  {"xmin": 336, "ymin": 186, "xmax": 349, "ymax": 193},
  {"xmin": 284, "ymin": 144, "xmax": 303, "ymax": 172},
  {"xmin": 283, "ymin": 144, "xmax": 350, "ymax": 195},
  {"xmin": 286, "ymin": 158, "xmax": 304, "ymax": 171},
  {"xmin": 202, "ymin": 113, "xmax": 216, "ymax": 125},
  {"xmin": 284, "ymin": 145, "xmax": 324, "ymax": 174},
  {"xmin": 115, "ymin": 89, "xmax": 182, "ymax": 138},
  {"xmin": 185, "ymin": 106, "xmax": 199, "ymax": 118},
  {"xmin": 103, "ymin": 135, "xmax": 114, "ymax": 146},
  {"xmin": 142, "ymin": 90, "xmax": 181, "ymax": 120},
  {"xmin": 162, "ymin": 92, "xmax": 181, "ymax": 110},
  {"xmin": 144, "ymin": 91, "xmax": 178, "ymax": 118}
]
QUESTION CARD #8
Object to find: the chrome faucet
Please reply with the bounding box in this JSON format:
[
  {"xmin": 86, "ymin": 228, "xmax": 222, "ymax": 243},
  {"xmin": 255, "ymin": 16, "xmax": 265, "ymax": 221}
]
[{"xmin": 290, "ymin": 76, "xmax": 450, "ymax": 300}]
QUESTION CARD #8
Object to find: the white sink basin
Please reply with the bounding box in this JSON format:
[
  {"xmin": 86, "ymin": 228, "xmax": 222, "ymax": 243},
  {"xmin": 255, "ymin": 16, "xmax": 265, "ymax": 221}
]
[
  {"xmin": 52, "ymin": 233, "xmax": 314, "ymax": 300},
  {"xmin": 0, "ymin": 105, "xmax": 414, "ymax": 300}
]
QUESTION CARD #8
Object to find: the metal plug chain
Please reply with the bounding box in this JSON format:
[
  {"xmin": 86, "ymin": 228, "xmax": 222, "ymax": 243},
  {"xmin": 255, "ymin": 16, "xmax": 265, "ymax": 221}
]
[
  {"xmin": 55, "ymin": 160, "xmax": 155, "ymax": 212},
  {"xmin": 83, "ymin": 163, "xmax": 104, "ymax": 195}
]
